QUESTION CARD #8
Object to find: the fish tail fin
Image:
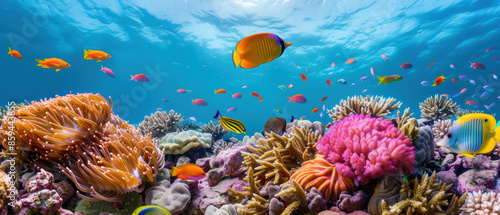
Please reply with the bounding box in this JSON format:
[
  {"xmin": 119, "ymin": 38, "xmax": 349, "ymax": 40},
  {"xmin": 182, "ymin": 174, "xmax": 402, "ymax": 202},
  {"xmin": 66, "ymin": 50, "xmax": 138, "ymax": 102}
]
[
  {"xmin": 171, "ymin": 166, "xmax": 178, "ymax": 176},
  {"xmin": 232, "ymin": 50, "xmax": 241, "ymax": 68},
  {"xmin": 7, "ymin": 47, "xmax": 11, "ymax": 54},
  {"xmin": 493, "ymin": 121, "xmax": 500, "ymax": 144},
  {"xmin": 469, "ymin": 61, "xmax": 473, "ymax": 68},
  {"xmin": 84, "ymin": 49, "xmax": 88, "ymax": 59},
  {"xmin": 55, "ymin": 69, "xmax": 60, "ymax": 72},
  {"xmin": 101, "ymin": 65, "xmax": 104, "ymax": 70},
  {"xmin": 35, "ymin": 59, "xmax": 43, "ymax": 67},
  {"xmin": 213, "ymin": 110, "xmax": 222, "ymax": 119},
  {"xmin": 377, "ymin": 76, "xmax": 382, "ymax": 85},
  {"xmin": 130, "ymin": 74, "xmax": 134, "ymax": 80},
  {"xmin": 431, "ymin": 83, "xmax": 437, "ymax": 87},
  {"xmin": 259, "ymin": 96, "xmax": 263, "ymax": 102},
  {"xmin": 291, "ymin": 115, "xmax": 296, "ymax": 122},
  {"xmin": 187, "ymin": 90, "xmax": 192, "ymax": 93}
]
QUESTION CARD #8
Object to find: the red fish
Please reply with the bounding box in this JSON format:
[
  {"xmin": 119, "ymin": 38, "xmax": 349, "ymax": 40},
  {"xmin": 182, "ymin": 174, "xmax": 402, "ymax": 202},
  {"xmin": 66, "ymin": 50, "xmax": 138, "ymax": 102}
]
[
  {"xmin": 486, "ymin": 47, "xmax": 498, "ymax": 52},
  {"xmin": 177, "ymin": 89, "xmax": 187, "ymax": 93},
  {"xmin": 251, "ymin": 92, "xmax": 263, "ymax": 102},
  {"xmin": 428, "ymin": 62, "xmax": 435, "ymax": 66},
  {"xmin": 432, "ymin": 75, "xmax": 445, "ymax": 86},
  {"xmin": 300, "ymin": 73, "xmax": 308, "ymax": 82},
  {"xmin": 192, "ymin": 99, "xmax": 208, "ymax": 106},
  {"xmin": 130, "ymin": 74, "xmax": 150, "ymax": 82},
  {"xmin": 346, "ymin": 58, "xmax": 356, "ymax": 64},
  {"xmin": 320, "ymin": 97, "xmax": 327, "ymax": 102},
  {"xmin": 311, "ymin": 108, "xmax": 319, "ymax": 113},
  {"xmin": 7, "ymin": 47, "xmax": 22, "ymax": 59},
  {"xmin": 288, "ymin": 83, "xmax": 293, "ymax": 88},
  {"xmin": 452, "ymin": 78, "xmax": 458, "ymax": 84},
  {"xmin": 215, "ymin": 89, "xmax": 227, "ymax": 94},
  {"xmin": 469, "ymin": 61, "xmax": 485, "ymax": 70},
  {"xmin": 400, "ymin": 62, "xmax": 413, "ymax": 69},
  {"xmin": 288, "ymin": 94, "xmax": 307, "ymax": 103},
  {"xmin": 232, "ymin": 93, "xmax": 242, "ymax": 99},
  {"xmin": 370, "ymin": 67, "xmax": 375, "ymax": 77},
  {"xmin": 171, "ymin": 163, "xmax": 206, "ymax": 180},
  {"xmin": 381, "ymin": 53, "xmax": 388, "ymax": 61},
  {"xmin": 460, "ymin": 88, "xmax": 467, "ymax": 94},
  {"xmin": 326, "ymin": 78, "xmax": 332, "ymax": 86},
  {"xmin": 465, "ymin": 100, "xmax": 478, "ymax": 107},
  {"xmin": 306, "ymin": 68, "xmax": 309, "ymax": 74},
  {"xmin": 162, "ymin": 99, "xmax": 169, "ymax": 102},
  {"xmin": 331, "ymin": 62, "xmax": 336, "ymax": 67}
]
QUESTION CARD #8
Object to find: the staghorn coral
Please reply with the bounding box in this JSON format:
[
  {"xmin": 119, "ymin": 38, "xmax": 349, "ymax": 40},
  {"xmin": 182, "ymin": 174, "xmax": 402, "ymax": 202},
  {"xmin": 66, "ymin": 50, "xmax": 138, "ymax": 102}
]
[
  {"xmin": 291, "ymin": 155, "xmax": 355, "ymax": 201},
  {"xmin": 274, "ymin": 179, "xmax": 308, "ymax": 215},
  {"xmin": 242, "ymin": 126, "xmax": 320, "ymax": 187},
  {"xmin": 394, "ymin": 108, "xmax": 419, "ymax": 141},
  {"xmin": 381, "ymin": 171, "xmax": 467, "ymax": 215},
  {"xmin": 327, "ymin": 95, "xmax": 401, "ymax": 122},
  {"xmin": 158, "ymin": 130, "xmax": 212, "ymax": 154},
  {"xmin": 432, "ymin": 119, "xmax": 453, "ymax": 143},
  {"xmin": 419, "ymin": 94, "xmax": 458, "ymax": 121},
  {"xmin": 138, "ymin": 109, "xmax": 182, "ymax": 139},
  {"xmin": 316, "ymin": 114, "xmax": 415, "ymax": 185},
  {"xmin": 202, "ymin": 121, "xmax": 230, "ymax": 141},
  {"xmin": 228, "ymin": 168, "xmax": 269, "ymax": 215},
  {"xmin": 461, "ymin": 190, "xmax": 500, "ymax": 214},
  {"xmin": 0, "ymin": 93, "xmax": 164, "ymax": 202}
]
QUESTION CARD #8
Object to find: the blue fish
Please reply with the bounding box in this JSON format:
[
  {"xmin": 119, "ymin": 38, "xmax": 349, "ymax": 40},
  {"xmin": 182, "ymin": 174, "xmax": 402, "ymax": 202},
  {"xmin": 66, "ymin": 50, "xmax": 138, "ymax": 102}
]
[
  {"xmin": 132, "ymin": 205, "xmax": 171, "ymax": 215},
  {"xmin": 437, "ymin": 113, "xmax": 500, "ymax": 158}
]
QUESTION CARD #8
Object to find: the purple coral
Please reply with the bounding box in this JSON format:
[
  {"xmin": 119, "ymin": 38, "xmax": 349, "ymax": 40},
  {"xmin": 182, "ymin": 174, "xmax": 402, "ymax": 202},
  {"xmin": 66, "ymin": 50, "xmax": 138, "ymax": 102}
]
[
  {"xmin": 316, "ymin": 114, "xmax": 415, "ymax": 185},
  {"xmin": 14, "ymin": 169, "xmax": 63, "ymax": 215}
]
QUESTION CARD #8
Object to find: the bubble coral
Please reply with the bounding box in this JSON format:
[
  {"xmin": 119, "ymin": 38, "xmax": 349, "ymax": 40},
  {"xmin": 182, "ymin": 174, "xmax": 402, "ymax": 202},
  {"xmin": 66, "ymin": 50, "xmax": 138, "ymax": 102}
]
[
  {"xmin": 327, "ymin": 95, "xmax": 401, "ymax": 122},
  {"xmin": 316, "ymin": 114, "xmax": 415, "ymax": 185},
  {"xmin": 419, "ymin": 94, "xmax": 458, "ymax": 121},
  {"xmin": 0, "ymin": 93, "xmax": 164, "ymax": 202},
  {"xmin": 138, "ymin": 109, "xmax": 182, "ymax": 139},
  {"xmin": 291, "ymin": 155, "xmax": 354, "ymax": 201}
]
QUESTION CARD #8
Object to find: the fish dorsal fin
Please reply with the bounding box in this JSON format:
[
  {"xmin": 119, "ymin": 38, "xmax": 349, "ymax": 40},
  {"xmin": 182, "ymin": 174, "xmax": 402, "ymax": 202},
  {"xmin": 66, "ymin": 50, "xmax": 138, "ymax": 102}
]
[{"xmin": 235, "ymin": 33, "xmax": 272, "ymax": 53}]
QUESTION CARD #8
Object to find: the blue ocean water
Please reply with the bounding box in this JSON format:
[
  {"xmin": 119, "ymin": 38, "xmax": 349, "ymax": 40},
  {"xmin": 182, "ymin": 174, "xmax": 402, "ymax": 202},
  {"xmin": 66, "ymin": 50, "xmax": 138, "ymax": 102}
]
[{"xmin": 1, "ymin": 0, "xmax": 500, "ymax": 138}]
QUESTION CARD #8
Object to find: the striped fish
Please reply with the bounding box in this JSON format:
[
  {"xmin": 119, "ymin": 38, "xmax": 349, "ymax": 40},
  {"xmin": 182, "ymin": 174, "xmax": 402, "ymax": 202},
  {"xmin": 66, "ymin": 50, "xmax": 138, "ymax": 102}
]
[
  {"xmin": 232, "ymin": 33, "xmax": 292, "ymax": 69},
  {"xmin": 263, "ymin": 117, "xmax": 287, "ymax": 135},
  {"xmin": 213, "ymin": 110, "xmax": 246, "ymax": 134},
  {"xmin": 437, "ymin": 113, "xmax": 500, "ymax": 158}
]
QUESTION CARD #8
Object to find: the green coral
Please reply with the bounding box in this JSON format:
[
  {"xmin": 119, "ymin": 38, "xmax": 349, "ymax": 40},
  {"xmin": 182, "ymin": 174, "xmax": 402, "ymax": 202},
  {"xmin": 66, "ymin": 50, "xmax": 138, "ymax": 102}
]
[{"xmin": 74, "ymin": 192, "xmax": 142, "ymax": 215}]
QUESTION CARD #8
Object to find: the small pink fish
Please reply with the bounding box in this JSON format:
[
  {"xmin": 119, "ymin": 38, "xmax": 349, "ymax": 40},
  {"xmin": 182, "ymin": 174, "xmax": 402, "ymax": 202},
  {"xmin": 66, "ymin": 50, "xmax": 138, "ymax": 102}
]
[
  {"xmin": 294, "ymin": 64, "xmax": 297, "ymax": 70},
  {"xmin": 192, "ymin": 99, "xmax": 208, "ymax": 106},
  {"xmin": 493, "ymin": 74, "xmax": 498, "ymax": 79},
  {"xmin": 241, "ymin": 85, "xmax": 248, "ymax": 89},
  {"xmin": 470, "ymin": 79, "xmax": 476, "ymax": 85},
  {"xmin": 493, "ymin": 57, "xmax": 500, "ymax": 61},
  {"xmin": 299, "ymin": 115, "xmax": 309, "ymax": 119},
  {"xmin": 162, "ymin": 99, "xmax": 169, "ymax": 102},
  {"xmin": 101, "ymin": 65, "xmax": 115, "ymax": 78},
  {"xmin": 469, "ymin": 61, "xmax": 485, "ymax": 70},
  {"xmin": 156, "ymin": 108, "xmax": 162, "ymax": 111},
  {"xmin": 459, "ymin": 75, "xmax": 469, "ymax": 80},
  {"xmin": 328, "ymin": 72, "xmax": 333, "ymax": 75},
  {"xmin": 465, "ymin": 100, "xmax": 478, "ymax": 107},
  {"xmin": 360, "ymin": 76, "xmax": 369, "ymax": 81},
  {"xmin": 460, "ymin": 88, "xmax": 467, "ymax": 94},
  {"xmin": 362, "ymin": 89, "xmax": 367, "ymax": 93},
  {"xmin": 486, "ymin": 47, "xmax": 498, "ymax": 52},
  {"xmin": 485, "ymin": 102, "xmax": 495, "ymax": 111},
  {"xmin": 227, "ymin": 107, "xmax": 237, "ymax": 112},
  {"xmin": 188, "ymin": 116, "xmax": 197, "ymax": 121},
  {"xmin": 370, "ymin": 67, "xmax": 374, "ymax": 77},
  {"xmin": 322, "ymin": 104, "xmax": 325, "ymax": 111},
  {"xmin": 331, "ymin": 62, "xmax": 336, "ymax": 67},
  {"xmin": 449, "ymin": 64, "xmax": 456, "ymax": 69},
  {"xmin": 400, "ymin": 62, "xmax": 412, "ymax": 69},
  {"xmin": 319, "ymin": 112, "xmax": 323, "ymax": 118},
  {"xmin": 381, "ymin": 53, "xmax": 388, "ymax": 61},
  {"xmin": 288, "ymin": 94, "xmax": 307, "ymax": 103},
  {"xmin": 232, "ymin": 93, "xmax": 242, "ymax": 99},
  {"xmin": 346, "ymin": 58, "xmax": 356, "ymax": 64},
  {"xmin": 130, "ymin": 74, "xmax": 150, "ymax": 82},
  {"xmin": 177, "ymin": 89, "xmax": 187, "ymax": 93}
]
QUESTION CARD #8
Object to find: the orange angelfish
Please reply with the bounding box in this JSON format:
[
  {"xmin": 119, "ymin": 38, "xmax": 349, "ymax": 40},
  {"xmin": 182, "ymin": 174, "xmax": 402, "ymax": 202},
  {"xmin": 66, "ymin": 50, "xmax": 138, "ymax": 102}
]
[
  {"xmin": 432, "ymin": 75, "xmax": 446, "ymax": 86},
  {"xmin": 7, "ymin": 47, "xmax": 22, "ymax": 59},
  {"xmin": 326, "ymin": 78, "xmax": 332, "ymax": 86},
  {"xmin": 311, "ymin": 108, "xmax": 319, "ymax": 113},
  {"xmin": 35, "ymin": 58, "xmax": 70, "ymax": 72},
  {"xmin": 232, "ymin": 33, "xmax": 292, "ymax": 69},
  {"xmin": 84, "ymin": 49, "xmax": 111, "ymax": 62},
  {"xmin": 300, "ymin": 73, "xmax": 308, "ymax": 82},
  {"xmin": 171, "ymin": 163, "xmax": 206, "ymax": 180}
]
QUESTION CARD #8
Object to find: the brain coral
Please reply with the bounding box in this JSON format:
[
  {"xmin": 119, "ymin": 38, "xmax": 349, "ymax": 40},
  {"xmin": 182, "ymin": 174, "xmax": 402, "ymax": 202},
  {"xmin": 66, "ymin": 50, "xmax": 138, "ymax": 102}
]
[
  {"xmin": 158, "ymin": 130, "xmax": 212, "ymax": 154},
  {"xmin": 316, "ymin": 114, "xmax": 415, "ymax": 185}
]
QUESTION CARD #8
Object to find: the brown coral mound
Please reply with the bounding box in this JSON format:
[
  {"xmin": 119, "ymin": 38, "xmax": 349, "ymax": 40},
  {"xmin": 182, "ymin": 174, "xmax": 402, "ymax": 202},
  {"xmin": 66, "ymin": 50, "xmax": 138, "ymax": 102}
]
[
  {"xmin": 419, "ymin": 94, "xmax": 458, "ymax": 121},
  {"xmin": 327, "ymin": 95, "xmax": 401, "ymax": 122},
  {"xmin": 381, "ymin": 171, "xmax": 466, "ymax": 215},
  {"xmin": 0, "ymin": 93, "xmax": 164, "ymax": 202},
  {"xmin": 138, "ymin": 110, "xmax": 182, "ymax": 139},
  {"xmin": 291, "ymin": 155, "xmax": 354, "ymax": 201}
]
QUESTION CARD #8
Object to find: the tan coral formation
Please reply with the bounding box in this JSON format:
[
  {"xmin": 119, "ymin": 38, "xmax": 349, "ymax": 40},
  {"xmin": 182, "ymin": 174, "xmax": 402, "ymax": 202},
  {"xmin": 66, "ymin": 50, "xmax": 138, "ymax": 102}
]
[
  {"xmin": 327, "ymin": 95, "xmax": 401, "ymax": 122},
  {"xmin": 158, "ymin": 130, "xmax": 212, "ymax": 154},
  {"xmin": 138, "ymin": 110, "xmax": 182, "ymax": 139},
  {"xmin": 432, "ymin": 119, "xmax": 452, "ymax": 143},
  {"xmin": 395, "ymin": 108, "xmax": 419, "ymax": 141},
  {"xmin": 461, "ymin": 190, "xmax": 500, "ymax": 214},
  {"xmin": 381, "ymin": 171, "xmax": 466, "ymax": 215},
  {"xmin": 419, "ymin": 94, "xmax": 458, "ymax": 121}
]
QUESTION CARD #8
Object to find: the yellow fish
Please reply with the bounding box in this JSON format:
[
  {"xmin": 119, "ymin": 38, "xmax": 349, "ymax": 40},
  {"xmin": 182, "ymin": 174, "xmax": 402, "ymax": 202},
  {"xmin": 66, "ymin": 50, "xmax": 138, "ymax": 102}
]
[
  {"xmin": 131, "ymin": 205, "xmax": 171, "ymax": 215},
  {"xmin": 214, "ymin": 110, "xmax": 246, "ymax": 133},
  {"xmin": 377, "ymin": 75, "xmax": 403, "ymax": 85},
  {"xmin": 232, "ymin": 33, "xmax": 291, "ymax": 69},
  {"xmin": 437, "ymin": 113, "xmax": 500, "ymax": 158},
  {"xmin": 35, "ymin": 58, "xmax": 70, "ymax": 72},
  {"xmin": 84, "ymin": 49, "xmax": 111, "ymax": 62}
]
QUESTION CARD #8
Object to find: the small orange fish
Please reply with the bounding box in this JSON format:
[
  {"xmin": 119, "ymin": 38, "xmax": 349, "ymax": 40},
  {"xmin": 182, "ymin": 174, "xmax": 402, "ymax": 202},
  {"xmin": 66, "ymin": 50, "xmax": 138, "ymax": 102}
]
[
  {"xmin": 214, "ymin": 89, "xmax": 227, "ymax": 94},
  {"xmin": 251, "ymin": 91, "xmax": 263, "ymax": 102},
  {"xmin": 35, "ymin": 58, "xmax": 70, "ymax": 72},
  {"xmin": 171, "ymin": 163, "xmax": 206, "ymax": 180},
  {"xmin": 320, "ymin": 97, "xmax": 327, "ymax": 102},
  {"xmin": 331, "ymin": 62, "xmax": 336, "ymax": 67},
  {"xmin": 311, "ymin": 108, "xmax": 319, "ymax": 113},
  {"xmin": 432, "ymin": 75, "xmax": 446, "ymax": 86},
  {"xmin": 83, "ymin": 49, "xmax": 111, "ymax": 62},
  {"xmin": 452, "ymin": 78, "xmax": 458, "ymax": 84},
  {"xmin": 7, "ymin": 47, "xmax": 22, "ymax": 59},
  {"xmin": 346, "ymin": 58, "xmax": 356, "ymax": 64},
  {"xmin": 428, "ymin": 62, "xmax": 435, "ymax": 66},
  {"xmin": 288, "ymin": 83, "xmax": 293, "ymax": 88},
  {"xmin": 300, "ymin": 73, "xmax": 308, "ymax": 82},
  {"xmin": 326, "ymin": 78, "xmax": 332, "ymax": 86}
]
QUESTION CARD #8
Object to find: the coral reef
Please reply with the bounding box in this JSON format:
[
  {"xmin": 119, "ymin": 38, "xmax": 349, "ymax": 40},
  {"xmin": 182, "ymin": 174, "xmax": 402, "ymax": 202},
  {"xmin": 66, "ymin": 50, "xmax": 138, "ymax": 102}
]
[
  {"xmin": 242, "ymin": 126, "xmax": 320, "ymax": 187},
  {"xmin": 205, "ymin": 204, "xmax": 244, "ymax": 215},
  {"xmin": 138, "ymin": 109, "xmax": 182, "ymax": 139},
  {"xmin": 0, "ymin": 93, "xmax": 164, "ymax": 202},
  {"xmin": 419, "ymin": 94, "xmax": 458, "ymax": 121},
  {"xmin": 285, "ymin": 119, "xmax": 325, "ymax": 136},
  {"xmin": 461, "ymin": 191, "xmax": 500, "ymax": 214},
  {"xmin": 0, "ymin": 170, "xmax": 14, "ymax": 213},
  {"xmin": 208, "ymin": 144, "xmax": 248, "ymax": 185},
  {"xmin": 212, "ymin": 137, "xmax": 240, "ymax": 156},
  {"xmin": 337, "ymin": 190, "xmax": 367, "ymax": 213},
  {"xmin": 457, "ymin": 169, "xmax": 499, "ymax": 194},
  {"xmin": 367, "ymin": 175, "xmax": 402, "ymax": 215},
  {"xmin": 380, "ymin": 172, "xmax": 466, "ymax": 215},
  {"xmin": 159, "ymin": 130, "xmax": 212, "ymax": 154},
  {"xmin": 202, "ymin": 121, "xmax": 230, "ymax": 141},
  {"xmin": 74, "ymin": 192, "xmax": 141, "ymax": 215},
  {"xmin": 316, "ymin": 114, "xmax": 415, "ymax": 185},
  {"xmin": 412, "ymin": 125, "xmax": 435, "ymax": 167},
  {"xmin": 327, "ymin": 95, "xmax": 401, "ymax": 122},
  {"xmin": 291, "ymin": 155, "xmax": 355, "ymax": 201},
  {"xmin": 432, "ymin": 119, "xmax": 452, "ymax": 143},
  {"xmin": 144, "ymin": 180, "xmax": 191, "ymax": 213},
  {"xmin": 14, "ymin": 169, "xmax": 63, "ymax": 215},
  {"xmin": 192, "ymin": 178, "xmax": 248, "ymax": 213},
  {"xmin": 394, "ymin": 108, "xmax": 419, "ymax": 141}
]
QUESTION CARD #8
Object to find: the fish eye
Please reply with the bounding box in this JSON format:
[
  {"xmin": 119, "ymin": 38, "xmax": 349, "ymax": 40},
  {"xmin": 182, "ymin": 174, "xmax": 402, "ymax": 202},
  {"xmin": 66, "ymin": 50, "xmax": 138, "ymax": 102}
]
[
  {"xmin": 485, "ymin": 119, "xmax": 488, "ymax": 122},
  {"xmin": 447, "ymin": 133, "xmax": 452, "ymax": 138}
]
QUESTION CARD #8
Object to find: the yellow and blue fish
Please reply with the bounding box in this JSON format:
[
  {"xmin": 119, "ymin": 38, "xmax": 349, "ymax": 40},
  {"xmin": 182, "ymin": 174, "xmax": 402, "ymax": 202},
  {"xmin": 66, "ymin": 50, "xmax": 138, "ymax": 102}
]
[
  {"xmin": 214, "ymin": 110, "xmax": 246, "ymax": 134},
  {"xmin": 232, "ymin": 33, "xmax": 292, "ymax": 69},
  {"xmin": 437, "ymin": 113, "xmax": 500, "ymax": 158},
  {"xmin": 132, "ymin": 205, "xmax": 171, "ymax": 215}
]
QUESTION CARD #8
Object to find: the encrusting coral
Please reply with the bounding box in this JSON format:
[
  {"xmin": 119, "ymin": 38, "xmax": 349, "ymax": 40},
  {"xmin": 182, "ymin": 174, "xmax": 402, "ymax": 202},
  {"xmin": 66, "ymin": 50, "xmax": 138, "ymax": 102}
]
[
  {"xmin": 432, "ymin": 119, "xmax": 452, "ymax": 143},
  {"xmin": 461, "ymin": 190, "xmax": 500, "ymax": 214},
  {"xmin": 327, "ymin": 95, "xmax": 401, "ymax": 122},
  {"xmin": 419, "ymin": 94, "xmax": 458, "ymax": 121},
  {"xmin": 0, "ymin": 93, "xmax": 164, "ymax": 202},
  {"xmin": 158, "ymin": 130, "xmax": 212, "ymax": 154},
  {"xmin": 316, "ymin": 114, "xmax": 415, "ymax": 185},
  {"xmin": 202, "ymin": 121, "xmax": 230, "ymax": 141},
  {"xmin": 290, "ymin": 155, "xmax": 355, "ymax": 201},
  {"xmin": 381, "ymin": 171, "xmax": 467, "ymax": 215},
  {"xmin": 138, "ymin": 109, "xmax": 182, "ymax": 139}
]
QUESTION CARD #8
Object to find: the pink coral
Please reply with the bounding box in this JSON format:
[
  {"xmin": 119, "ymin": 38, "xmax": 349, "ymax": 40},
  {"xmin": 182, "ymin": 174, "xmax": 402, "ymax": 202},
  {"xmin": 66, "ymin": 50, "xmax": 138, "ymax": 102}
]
[{"xmin": 317, "ymin": 114, "xmax": 415, "ymax": 185}]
